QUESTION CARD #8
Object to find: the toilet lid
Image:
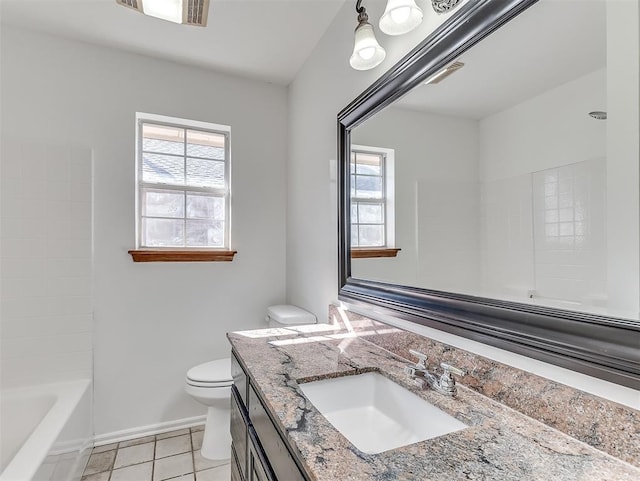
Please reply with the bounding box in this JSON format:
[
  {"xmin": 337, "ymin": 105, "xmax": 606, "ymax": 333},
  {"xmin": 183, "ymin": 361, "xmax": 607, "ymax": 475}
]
[
  {"xmin": 186, "ymin": 358, "xmax": 232, "ymax": 384},
  {"xmin": 266, "ymin": 305, "xmax": 317, "ymax": 325}
]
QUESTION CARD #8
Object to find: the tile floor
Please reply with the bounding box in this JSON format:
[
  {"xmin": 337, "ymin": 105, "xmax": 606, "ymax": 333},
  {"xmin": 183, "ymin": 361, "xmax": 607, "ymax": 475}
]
[{"xmin": 82, "ymin": 426, "xmax": 230, "ymax": 481}]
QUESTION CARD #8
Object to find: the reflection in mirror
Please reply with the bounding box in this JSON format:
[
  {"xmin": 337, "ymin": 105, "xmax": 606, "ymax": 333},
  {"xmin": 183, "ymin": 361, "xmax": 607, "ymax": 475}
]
[{"xmin": 350, "ymin": 0, "xmax": 639, "ymax": 321}]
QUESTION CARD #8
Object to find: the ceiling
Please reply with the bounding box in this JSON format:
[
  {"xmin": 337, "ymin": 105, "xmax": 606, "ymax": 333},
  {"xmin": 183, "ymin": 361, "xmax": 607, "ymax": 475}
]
[
  {"xmin": 395, "ymin": 0, "xmax": 606, "ymax": 119},
  {"xmin": 1, "ymin": 0, "xmax": 607, "ymax": 101},
  {"xmin": 0, "ymin": 0, "xmax": 347, "ymax": 85}
]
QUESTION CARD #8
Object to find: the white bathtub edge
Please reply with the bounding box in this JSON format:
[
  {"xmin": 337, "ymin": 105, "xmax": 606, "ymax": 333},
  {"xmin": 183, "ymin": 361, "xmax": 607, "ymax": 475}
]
[
  {"xmin": 93, "ymin": 415, "xmax": 206, "ymax": 446},
  {"xmin": 0, "ymin": 379, "xmax": 91, "ymax": 481}
]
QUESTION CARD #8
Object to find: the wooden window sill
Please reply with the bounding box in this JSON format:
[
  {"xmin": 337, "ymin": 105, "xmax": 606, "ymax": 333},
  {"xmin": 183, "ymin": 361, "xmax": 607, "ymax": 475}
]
[
  {"xmin": 128, "ymin": 249, "xmax": 237, "ymax": 262},
  {"xmin": 351, "ymin": 248, "xmax": 401, "ymax": 259}
]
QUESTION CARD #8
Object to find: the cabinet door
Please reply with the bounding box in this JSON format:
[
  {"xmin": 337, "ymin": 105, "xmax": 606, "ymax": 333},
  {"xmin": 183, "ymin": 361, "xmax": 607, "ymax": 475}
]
[
  {"xmin": 248, "ymin": 429, "xmax": 275, "ymax": 481},
  {"xmin": 248, "ymin": 386, "xmax": 306, "ymax": 481},
  {"xmin": 250, "ymin": 451, "xmax": 269, "ymax": 481},
  {"xmin": 231, "ymin": 387, "xmax": 248, "ymax": 480}
]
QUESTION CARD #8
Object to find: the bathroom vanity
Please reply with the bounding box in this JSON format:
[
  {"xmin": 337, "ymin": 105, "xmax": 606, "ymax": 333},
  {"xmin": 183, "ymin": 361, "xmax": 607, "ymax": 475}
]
[{"xmin": 227, "ymin": 311, "xmax": 639, "ymax": 481}]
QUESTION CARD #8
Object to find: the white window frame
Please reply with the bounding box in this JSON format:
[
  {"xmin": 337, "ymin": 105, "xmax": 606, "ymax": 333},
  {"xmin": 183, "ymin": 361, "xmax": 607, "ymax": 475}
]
[
  {"xmin": 351, "ymin": 144, "xmax": 395, "ymax": 248},
  {"xmin": 134, "ymin": 112, "xmax": 232, "ymax": 250}
]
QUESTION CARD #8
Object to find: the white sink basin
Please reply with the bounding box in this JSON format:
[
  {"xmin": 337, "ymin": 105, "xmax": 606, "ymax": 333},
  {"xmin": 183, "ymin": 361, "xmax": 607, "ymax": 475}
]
[{"xmin": 299, "ymin": 372, "xmax": 467, "ymax": 454}]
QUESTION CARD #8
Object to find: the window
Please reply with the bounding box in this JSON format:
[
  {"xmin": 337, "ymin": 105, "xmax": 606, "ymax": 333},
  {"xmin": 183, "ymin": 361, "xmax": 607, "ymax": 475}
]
[
  {"xmin": 350, "ymin": 145, "xmax": 397, "ymax": 257},
  {"xmin": 130, "ymin": 113, "xmax": 235, "ymax": 262}
]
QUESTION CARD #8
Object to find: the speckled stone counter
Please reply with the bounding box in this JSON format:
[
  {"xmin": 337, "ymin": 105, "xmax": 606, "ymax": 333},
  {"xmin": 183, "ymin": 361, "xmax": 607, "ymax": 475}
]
[
  {"xmin": 228, "ymin": 321, "xmax": 639, "ymax": 481},
  {"xmin": 331, "ymin": 305, "xmax": 640, "ymax": 466}
]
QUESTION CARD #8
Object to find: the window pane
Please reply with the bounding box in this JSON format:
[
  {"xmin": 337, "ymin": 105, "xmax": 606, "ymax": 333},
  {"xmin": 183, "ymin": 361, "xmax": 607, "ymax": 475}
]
[
  {"xmin": 143, "ymin": 189, "xmax": 185, "ymax": 218},
  {"xmin": 559, "ymin": 208, "xmax": 573, "ymax": 222},
  {"xmin": 186, "ymin": 220, "xmax": 224, "ymax": 247},
  {"xmin": 187, "ymin": 130, "xmax": 225, "ymax": 160},
  {"xmin": 357, "ymin": 163, "xmax": 381, "ymax": 176},
  {"xmin": 355, "ymin": 175, "xmax": 383, "ymax": 199},
  {"xmin": 358, "ymin": 225, "xmax": 384, "ymax": 247},
  {"xmin": 350, "ymin": 174, "xmax": 356, "ymax": 196},
  {"xmin": 187, "ymin": 193, "xmax": 224, "ymax": 220},
  {"xmin": 359, "ymin": 204, "xmax": 383, "ymax": 223},
  {"xmin": 351, "ymin": 225, "xmax": 359, "ymax": 246},
  {"xmin": 142, "ymin": 124, "xmax": 184, "ymax": 155},
  {"xmin": 187, "ymin": 159, "xmax": 225, "ymax": 188},
  {"xmin": 351, "ymin": 203, "xmax": 358, "ymax": 222},
  {"xmin": 355, "ymin": 152, "xmax": 382, "ymax": 175},
  {"xmin": 559, "ymin": 222, "xmax": 574, "ymax": 236},
  {"xmin": 142, "ymin": 153, "xmax": 184, "ymax": 185},
  {"xmin": 142, "ymin": 218, "xmax": 184, "ymax": 247}
]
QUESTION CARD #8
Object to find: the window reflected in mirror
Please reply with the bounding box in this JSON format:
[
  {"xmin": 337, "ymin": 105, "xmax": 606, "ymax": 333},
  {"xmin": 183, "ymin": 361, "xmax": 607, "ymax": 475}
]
[{"xmin": 350, "ymin": 145, "xmax": 399, "ymax": 259}]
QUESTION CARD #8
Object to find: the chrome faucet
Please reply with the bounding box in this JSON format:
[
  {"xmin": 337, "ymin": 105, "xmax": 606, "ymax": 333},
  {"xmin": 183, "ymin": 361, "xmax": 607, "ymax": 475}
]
[{"xmin": 404, "ymin": 349, "xmax": 466, "ymax": 397}]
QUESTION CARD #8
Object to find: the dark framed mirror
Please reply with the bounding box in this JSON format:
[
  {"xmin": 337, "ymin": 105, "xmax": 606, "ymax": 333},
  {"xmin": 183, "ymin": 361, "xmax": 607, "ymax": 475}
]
[{"xmin": 337, "ymin": 0, "xmax": 640, "ymax": 389}]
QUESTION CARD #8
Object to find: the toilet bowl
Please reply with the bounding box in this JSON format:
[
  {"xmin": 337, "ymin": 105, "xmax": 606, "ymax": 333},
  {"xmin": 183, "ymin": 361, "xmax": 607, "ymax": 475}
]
[
  {"xmin": 184, "ymin": 358, "xmax": 233, "ymax": 460},
  {"xmin": 185, "ymin": 305, "xmax": 315, "ymax": 460}
]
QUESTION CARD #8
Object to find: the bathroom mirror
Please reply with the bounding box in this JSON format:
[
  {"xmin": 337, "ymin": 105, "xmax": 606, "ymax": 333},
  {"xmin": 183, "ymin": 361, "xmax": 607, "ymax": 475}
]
[{"xmin": 338, "ymin": 0, "xmax": 640, "ymax": 388}]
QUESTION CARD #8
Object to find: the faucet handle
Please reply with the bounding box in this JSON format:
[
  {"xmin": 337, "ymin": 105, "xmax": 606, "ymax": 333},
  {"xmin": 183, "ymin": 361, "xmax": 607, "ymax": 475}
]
[
  {"xmin": 404, "ymin": 365, "xmax": 417, "ymax": 377},
  {"xmin": 439, "ymin": 363, "xmax": 465, "ymax": 396},
  {"xmin": 440, "ymin": 363, "xmax": 465, "ymax": 378},
  {"xmin": 409, "ymin": 349, "xmax": 428, "ymax": 369}
]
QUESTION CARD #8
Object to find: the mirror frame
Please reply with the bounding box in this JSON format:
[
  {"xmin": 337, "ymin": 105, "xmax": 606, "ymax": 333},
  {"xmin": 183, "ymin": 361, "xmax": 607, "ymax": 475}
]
[{"xmin": 337, "ymin": 0, "xmax": 639, "ymax": 389}]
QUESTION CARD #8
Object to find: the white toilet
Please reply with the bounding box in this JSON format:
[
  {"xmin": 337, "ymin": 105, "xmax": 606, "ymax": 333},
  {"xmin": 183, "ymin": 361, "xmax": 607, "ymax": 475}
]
[
  {"xmin": 185, "ymin": 305, "xmax": 315, "ymax": 460},
  {"xmin": 184, "ymin": 358, "xmax": 233, "ymax": 460},
  {"xmin": 265, "ymin": 304, "xmax": 317, "ymax": 328}
]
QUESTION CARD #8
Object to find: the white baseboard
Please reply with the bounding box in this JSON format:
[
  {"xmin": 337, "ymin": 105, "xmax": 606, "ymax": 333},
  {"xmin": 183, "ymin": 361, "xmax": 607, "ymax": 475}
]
[{"xmin": 93, "ymin": 415, "xmax": 206, "ymax": 446}]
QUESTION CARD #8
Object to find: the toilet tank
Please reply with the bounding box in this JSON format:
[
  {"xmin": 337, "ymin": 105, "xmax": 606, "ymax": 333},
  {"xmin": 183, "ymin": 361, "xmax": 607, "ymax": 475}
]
[{"xmin": 265, "ymin": 305, "xmax": 316, "ymax": 328}]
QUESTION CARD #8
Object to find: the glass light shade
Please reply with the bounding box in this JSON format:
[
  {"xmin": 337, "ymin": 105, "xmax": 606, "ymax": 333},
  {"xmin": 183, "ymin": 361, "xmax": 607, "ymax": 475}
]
[
  {"xmin": 142, "ymin": 0, "xmax": 183, "ymax": 24},
  {"xmin": 350, "ymin": 23, "xmax": 386, "ymax": 71},
  {"xmin": 379, "ymin": 0, "xmax": 423, "ymax": 36}
]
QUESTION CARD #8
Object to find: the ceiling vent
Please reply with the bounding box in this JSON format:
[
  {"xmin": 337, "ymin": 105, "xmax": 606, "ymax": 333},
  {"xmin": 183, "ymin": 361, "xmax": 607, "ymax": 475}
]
[
  {"xmin": 116, "ymin": 0, "xmax": 142, "ymax": 12},
  {"xmin": 185, "ymin": 0, "xmax": 209, "ymax": 26},
  {"xmin": 116, "ymin": 0, "xmax": 210, "ymax": 27}
]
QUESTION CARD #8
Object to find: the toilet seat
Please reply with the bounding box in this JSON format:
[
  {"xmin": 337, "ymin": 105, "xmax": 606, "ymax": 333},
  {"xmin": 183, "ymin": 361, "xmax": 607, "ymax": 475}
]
[
  {"xmin": 186, "ymin": 359, "xmax": 233, "ymax": 388},
  {"xmin": 186, "ymin": 379, "xmax": 233, "ymax": 388}
]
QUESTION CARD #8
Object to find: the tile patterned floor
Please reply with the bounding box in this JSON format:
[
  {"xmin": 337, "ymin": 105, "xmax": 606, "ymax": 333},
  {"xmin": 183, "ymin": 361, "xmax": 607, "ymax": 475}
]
[{"xmin": 82, "ymin": 426, "xmax": 230, "ymax": 481}]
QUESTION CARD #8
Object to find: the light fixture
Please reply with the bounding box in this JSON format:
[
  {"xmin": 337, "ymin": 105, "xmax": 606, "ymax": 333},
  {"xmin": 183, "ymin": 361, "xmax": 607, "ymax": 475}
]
[
  {"xmin": 379, "ymin": 0, "xmax": 424, "ymax": 36},
  {"xmin": 350, "ymin": 1, "xmax": 387, "ymax": 71},
  {"xmin": 115, "ymin": 0, "xmax": 210, "ymax": 27},
  {"xmin": 348, "ymin": 0, "xmax": 465, "ymax": 71},
  {"xmin": 424, "ymin": 61, "xmax": 464, "ymax": 84}
]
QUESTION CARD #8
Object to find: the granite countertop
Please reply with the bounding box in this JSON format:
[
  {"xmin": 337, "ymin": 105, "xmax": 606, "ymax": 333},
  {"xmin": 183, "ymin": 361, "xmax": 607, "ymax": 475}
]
[{"xmin": 228, "ymin": 323, "xmax": 640, "ymax": 481}]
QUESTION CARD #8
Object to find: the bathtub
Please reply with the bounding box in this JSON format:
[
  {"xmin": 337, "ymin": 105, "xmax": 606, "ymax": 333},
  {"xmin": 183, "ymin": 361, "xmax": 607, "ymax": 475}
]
[{"xmin": 0, "ymin": 380, "xmax": 92, "ymax": 481}]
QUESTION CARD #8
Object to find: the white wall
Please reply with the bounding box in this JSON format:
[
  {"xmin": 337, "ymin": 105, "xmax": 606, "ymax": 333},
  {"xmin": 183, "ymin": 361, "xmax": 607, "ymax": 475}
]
[
  {"xmin": 351, "ymin": 107, "xmax": 480, "ymax": 292},
  {"xmin": 606, "ymin": 0, "xmax": 640, "ymax": 318},
  {"xmin": 0, "ymin": 140, "xmax": 93, "ymax": 388},
  {"xmin": 479, "ymin": 69, "xmax": 607, "ymax": 182},
  {"xmin": 0, "ymin": 26, "xmax": 288, "ymax": 436},
  {"xmin": 479, "ymin": 174, "xmax": 534, "ymax": 300}
]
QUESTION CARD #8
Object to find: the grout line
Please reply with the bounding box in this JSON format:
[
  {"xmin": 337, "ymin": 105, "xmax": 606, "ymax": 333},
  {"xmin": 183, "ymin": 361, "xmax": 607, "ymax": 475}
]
[
  {"xmin": 151, "ymin": 437, "xmax": 157, "ymax": 481},
  {"xmin": 106, "ymin": 443, "xmax": 117, "ymax": 481},
  {"xmin": 190, "ymin": 427, "xmax": 196, "ymax": 479},
  {"xmin": 85, "ymin": 432, "xmax": 202, "ymax": 480}
]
